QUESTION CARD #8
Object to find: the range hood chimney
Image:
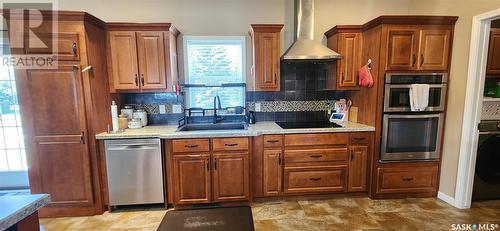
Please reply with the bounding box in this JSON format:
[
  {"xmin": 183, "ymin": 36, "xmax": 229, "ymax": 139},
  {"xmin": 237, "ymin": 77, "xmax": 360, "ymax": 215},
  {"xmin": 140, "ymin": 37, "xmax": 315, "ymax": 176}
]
[{"xmin": 282, "ymin": 0, "xmax": 341, "ymax": 61}]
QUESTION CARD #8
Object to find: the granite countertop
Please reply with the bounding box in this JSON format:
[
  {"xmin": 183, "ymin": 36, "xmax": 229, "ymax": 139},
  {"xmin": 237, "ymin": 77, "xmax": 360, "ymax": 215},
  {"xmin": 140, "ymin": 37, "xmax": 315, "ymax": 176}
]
[
  {"xmin": 0, "ymin": 194, "xmax": 50, "ymax": 230},
  {"xmin": 96, "ymin": 121, "xmax": 375, "ymax": 140}
]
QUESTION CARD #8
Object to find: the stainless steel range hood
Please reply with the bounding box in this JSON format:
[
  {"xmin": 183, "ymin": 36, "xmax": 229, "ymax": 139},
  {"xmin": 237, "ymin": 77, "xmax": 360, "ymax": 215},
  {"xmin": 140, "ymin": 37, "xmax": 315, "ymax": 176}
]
[{"xmin": 282, "ymin": 0, "xmax": 341, "ymax": 61}]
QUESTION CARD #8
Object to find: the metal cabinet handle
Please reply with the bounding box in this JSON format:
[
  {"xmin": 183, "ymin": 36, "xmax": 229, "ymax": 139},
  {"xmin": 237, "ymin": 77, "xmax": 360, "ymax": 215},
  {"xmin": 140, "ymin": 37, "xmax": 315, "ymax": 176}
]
[
  {"xmin": 80, "ymin": 131, "xmax": 85, "ymax": 144},
  {"xmin": 267, "ymin": 140, "xmax": 280, "ymax": 143},
  {"xmin": 309, "ymin": 177, "xmax": 322, "ymax": 181},
  {"xmin": 402, "ymin": 177, "xmax": 414, "ymax": 181},
  {"xmin": 420, "ymin": 54, "xmax": 424, "ymax": 67},
  {"xmin": 341, "ymin": 72, "xmax": 345, "ymax": 83},
  {"xmin": 134, "ymin": 74, "xmax": 139, "ymax": 86},
  {"xmin": 72, "ymin": 65, "xmax": 79, "ymax": 71},
  {"xmin": 184, "ymin": 144, "xmax": 199, "ymax": 148},
  {"xmin": 72, "ymin": 42, "xmax": 77, "ymax": 57},
  {"xmin": 214, "ymin": 158, "xmax": 217, "ymax": 170},
  {"xmin": 278, "ymin": 152, "xmax": 282, "ymax": 165},
  {"xmin": 140, "ymin": 74, "xmax": 145, "ymax": 86},
  {"xmin": 206, "ymin": 159, "xmax": 210, "ymax": 171},
  {"xmin": 224, "ymin": 143, "xmax": 238, "ymax": 147},
  {"xmin": 353, "ymin": 137, "xmax": 366, "ymax": 141},
  {"xmin": 350, "ymin": 151, "xmax": 354, "ymax": 161},
  {"xmin": 274, "ymin": 73, "xmax": 277, "ymax": 84},
  {"xmin": 309, "ymin": 155, "xmax": 323, "ymax": 158},
  {"xmin": 412, "ymin": 54, "xmax": 416, "ymax": 67}
]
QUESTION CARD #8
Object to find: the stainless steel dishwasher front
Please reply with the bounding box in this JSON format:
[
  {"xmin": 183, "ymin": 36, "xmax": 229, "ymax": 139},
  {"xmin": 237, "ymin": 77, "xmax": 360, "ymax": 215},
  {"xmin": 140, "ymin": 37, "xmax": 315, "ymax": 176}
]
[{"xmin": 105, "ymin": 138, "xmax": 164, "ymax": 206}]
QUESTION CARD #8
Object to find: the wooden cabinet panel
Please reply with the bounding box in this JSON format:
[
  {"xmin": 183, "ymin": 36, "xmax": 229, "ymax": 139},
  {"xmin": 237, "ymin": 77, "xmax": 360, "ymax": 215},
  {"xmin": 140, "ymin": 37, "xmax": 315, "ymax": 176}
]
[
  {"xmin": 487, "ymin": 29, "xmax": 500, "ymax": 75},
  {"xmin": 349, "ymin": 132, "xmax": 370, "ymax": 144},
  {"xmin": 284, "ymin": 148, "xmax": 348, "ymax": 163},
  {"xmin": 251, "ymin": 24, "xmax": 283, "ymax": 91},
  {"xmin": 16, "ymin": 66, "xmax": 93, "ymax": 208},
  {"xmin": 284, "ymin": 133, "xmax": 348, "ymax": 147},
  {"xmin": 212, "ymin": 137, "xmax": 249, "ymax": 151},
  {"xmin": 25, "ymin": 32, "xmax": 80, "ymax": 61},
  {"xmin": 263, "ymin": 149, "xmax": 282, "ymax": 196},
  {"xmin": 418, "ymin": 29, "xmax": 451, "ymax": 71},
  {"xmin": 284, "ymin": 167, "xmax": 346, "ymax": 194},
  {"xmin": 376, "ymin": 165, "xmax": 438, "ymax": 194},
  {"xmin": 172, "ymin": 154, "xmax": 211, "ymax": 205},
  {"xmin": 137, "ymin": 31, "xmax": 167, "ymax": 89},
  {"xmin": 172, "ymin": 139, "xmax": 210, "ymax": 153},
  {"xmin": 348, "ymin": 146, "xmax": 368, "ymax": 192},
  {"xmin": 108, "ymin": 31, "xmax": 139, "ymax": 90},
  {"xmin": 212, "ymin": 153, "xmax": 250, "ymax": 202},
  {"xmin": 263, "ymin": 135, "xmax": 283, "ymax": 148},
  {"xmin": 386, "ymin": 28, "xmax": 419, "ymax": 70},
  {"xmin": 337, "ymin": 33, "xmax": 362, "ymax": 88}
]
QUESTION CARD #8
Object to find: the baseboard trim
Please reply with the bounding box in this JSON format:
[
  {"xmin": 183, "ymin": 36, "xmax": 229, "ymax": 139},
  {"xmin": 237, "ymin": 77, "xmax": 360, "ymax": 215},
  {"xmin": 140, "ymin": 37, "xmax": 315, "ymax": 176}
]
[{"xmin": 437, "ymin": 191, "xmax": 456, "ymax": 206}]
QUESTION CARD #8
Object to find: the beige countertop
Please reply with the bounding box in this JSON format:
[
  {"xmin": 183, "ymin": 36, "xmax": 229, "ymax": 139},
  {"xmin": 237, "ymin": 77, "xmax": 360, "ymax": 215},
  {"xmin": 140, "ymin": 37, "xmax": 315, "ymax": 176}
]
[{"xmin": 95, "ymin": 121, "xmax": 375, "ymax": 140}]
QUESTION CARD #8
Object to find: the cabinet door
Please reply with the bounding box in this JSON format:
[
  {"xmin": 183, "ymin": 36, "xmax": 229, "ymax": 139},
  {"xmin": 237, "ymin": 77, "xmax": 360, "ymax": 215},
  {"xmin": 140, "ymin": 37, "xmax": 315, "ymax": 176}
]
[
  {"xmin": 254, "ymin": 32, "xmax": 280, "ymax": 91},
  {"xmin": 172, "ymin": 154, "xmax": 211, "ymax": 205},
  {"xmin": 348, "ymin": 146, "xmax": 368, "ymax": 192},
  {"xmin": 386, "ymin": 28, "xmax": 419, "ymax": 70},
  {"xmin": 418, "ymin": 29, "xmax": 451, "ymax": 71},
  {"xmin": 25, "ymin": 32, "xmax": 80, "ymax": 61},
  {"xmin": 15, "ymin": 66, "xmax": 94, "ymax": 212},
  {"xmin": 337, "ymin": 33, "xmax": 361, "ymax": 88},
  {"xmin": 108, "ymin": 31, "xmax": 140, "ymax": 90},
  {"xmin": 137, "ymin": 31, "xmax": 167, "ymax": 89},
  {"xmin": 212, "ymin": 153, "xmax": 250, "ymax": 202},
  {"xmin": 487, "ymin": 29, "xmax": 500, "ymax": 75},
  {"xmin": 263, "ymin": 149, "xmax": 282, "ymax": 196}
]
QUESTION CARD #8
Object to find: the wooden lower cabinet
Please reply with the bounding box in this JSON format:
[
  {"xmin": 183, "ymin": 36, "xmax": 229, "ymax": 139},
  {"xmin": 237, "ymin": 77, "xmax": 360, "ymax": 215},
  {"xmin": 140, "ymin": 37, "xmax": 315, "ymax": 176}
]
[
  {"xmin": 284, "ymin": 166, "xmax": 346, "ymax": 194},
  {"xmin": 172, "ymin": 154, "xmax": 211, "ymax": 205},
  {"xmin": 348, "ymin": 146, "xmax": 368, "ymax": 192},
  {"xmin": 212, "ymin": 153, "xmax": 250, "ymax": 202},
  {"xmin": 376, "ymin": 165, "xmax": 438, "ymax": 194},
  {"xmin": 263, "ymin": 149, "xmax": 282, "ymax": 196}
]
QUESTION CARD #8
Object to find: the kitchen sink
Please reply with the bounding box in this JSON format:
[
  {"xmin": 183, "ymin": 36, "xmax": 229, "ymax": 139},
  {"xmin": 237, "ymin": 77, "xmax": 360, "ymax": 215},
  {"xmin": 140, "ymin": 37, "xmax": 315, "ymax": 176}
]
[{"xmin": 176, "ymin": 122, "xmax": 248, "ymax": 132}]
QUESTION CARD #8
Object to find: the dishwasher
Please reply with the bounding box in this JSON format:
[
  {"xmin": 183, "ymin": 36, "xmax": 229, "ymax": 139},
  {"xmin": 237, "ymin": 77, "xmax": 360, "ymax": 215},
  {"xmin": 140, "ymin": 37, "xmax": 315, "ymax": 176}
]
[{"xmin": 105, "ymin": 138, "xmax": 164, "ymax": 207}]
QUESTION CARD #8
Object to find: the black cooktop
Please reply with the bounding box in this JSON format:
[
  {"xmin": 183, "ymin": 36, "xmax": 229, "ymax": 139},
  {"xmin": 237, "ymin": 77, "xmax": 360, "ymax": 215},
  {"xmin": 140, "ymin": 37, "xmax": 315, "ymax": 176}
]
[{"xmin": 276, "ymin": 121, "xmax": 343, "ymax": 129}]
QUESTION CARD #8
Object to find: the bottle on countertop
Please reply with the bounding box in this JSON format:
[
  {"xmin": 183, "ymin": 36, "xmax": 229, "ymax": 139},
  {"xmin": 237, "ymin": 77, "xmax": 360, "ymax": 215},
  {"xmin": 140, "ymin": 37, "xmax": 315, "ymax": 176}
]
[
  {"xmin": 247, "ymin": 111, "xmax": 255, "ymax": 124},
  {"xmin": 111, "ymin": 101, "xmax": 119, "ymax": 132}
]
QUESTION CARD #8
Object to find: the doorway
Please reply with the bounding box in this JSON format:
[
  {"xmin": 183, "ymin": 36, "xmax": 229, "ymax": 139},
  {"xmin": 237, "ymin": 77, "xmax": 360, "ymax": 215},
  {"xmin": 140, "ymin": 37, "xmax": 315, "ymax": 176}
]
[{"xmin": 455, "ymin": 8, "xmax": 500, "ymax": 209}]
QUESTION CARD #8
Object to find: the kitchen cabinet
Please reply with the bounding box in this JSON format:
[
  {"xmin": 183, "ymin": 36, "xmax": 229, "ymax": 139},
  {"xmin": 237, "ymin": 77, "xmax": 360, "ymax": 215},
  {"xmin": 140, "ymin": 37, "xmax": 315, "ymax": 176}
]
[
  {"xmin": 250, "ymin": 24, "xmax": 283, "ymax": 91},
  {"xmin": 107, "ymin": 23, "xmax": 179, "ymax": 92},
  {"xmin": 12, "ymin": 11, "xmax": 111, "ymax": 217},
  {"xmin": 375, "ymin": 164, "xmax": 438, "ymax": 195},
  {"xmin": 487, "ymin": 28, "xmax": 500, "ymax": 75},
  {"xmin": 348, "ymin": 146, "xmax": 368, "ymax": 192},
  {"xmin": 172, "ymin": 154, "xmax": 211, "ymax": 205},
  {"xmin": 212, "ymin": 153, "xmax": 250, "ymax": 202},
  {"xmin": 385, "ymin": 25, "xmax": 451, "ymax": 71},
  {"xmin": 325, "ymin": 26, "xmax": 363, "ymax": 90},
  {"xmin": 169, "ymin": 138, "xmax": 251, "ymax": 206},
  {"xmin": 263, "ymin": 149, "xmax": 282, "ymax": 196}
]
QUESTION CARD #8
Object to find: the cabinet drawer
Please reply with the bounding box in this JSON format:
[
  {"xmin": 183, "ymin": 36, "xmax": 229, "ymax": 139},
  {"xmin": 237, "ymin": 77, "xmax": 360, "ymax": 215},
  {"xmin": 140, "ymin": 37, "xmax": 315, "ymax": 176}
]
[
  {"xmin": 212, "ymin": 138, "xmax": 249, "ymax": 151},
  {"xmin": 377, "ymin": 166, "xmax": 438, "ymax": 194},
  {"xmin": 172, "ymin": 139, "xmax": 210, "ymax": 153},
  {"xmin": 349, "ymin": 132, "xmax": 370, "ymax": 144},
  {"xmin": 284, "ymin": 167, "xmax": 346, "ymax": 193},
  {"xmin": 285, "ymin": 133, "xmax": 348, "ymax": 147},
  {"xmin": 263, "ymin": 135, "xmax": 283, "ymax": 148},
  {"xmin": 284, "ymin": 148, "xmax": 348, "ymax": 163}
]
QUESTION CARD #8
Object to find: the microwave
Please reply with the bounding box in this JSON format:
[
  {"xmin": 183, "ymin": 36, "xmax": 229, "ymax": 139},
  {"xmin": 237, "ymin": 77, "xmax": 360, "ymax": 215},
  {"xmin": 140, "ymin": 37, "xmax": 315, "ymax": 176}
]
[{"xmin": 383, "ymin": 73, "xmax": 447, "ymax": 112}]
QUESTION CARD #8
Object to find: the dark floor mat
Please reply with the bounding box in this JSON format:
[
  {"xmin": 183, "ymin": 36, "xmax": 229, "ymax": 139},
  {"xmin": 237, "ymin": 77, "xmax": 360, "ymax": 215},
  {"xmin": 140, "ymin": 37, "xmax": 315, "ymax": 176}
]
[{"xmin": 157, "ymin": 206, "xmax": 255, "ymax": 231}]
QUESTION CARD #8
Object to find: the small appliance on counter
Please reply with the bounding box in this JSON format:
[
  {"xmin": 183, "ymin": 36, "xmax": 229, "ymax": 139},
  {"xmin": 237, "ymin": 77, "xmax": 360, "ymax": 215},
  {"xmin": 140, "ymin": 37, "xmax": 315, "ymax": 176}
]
[{"xmin": 331, "ymin": 99, "xmax": 351, "ymax": 123}]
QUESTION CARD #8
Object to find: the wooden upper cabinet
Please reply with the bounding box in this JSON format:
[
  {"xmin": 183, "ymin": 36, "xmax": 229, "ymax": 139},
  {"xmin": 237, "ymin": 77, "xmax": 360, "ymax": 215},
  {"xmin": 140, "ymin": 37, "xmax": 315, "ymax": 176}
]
[
  {"xmin": 386, "ymin": 27, "xmax": 419, "ymax": 70},
  {"xmin": 324, "ymin": 26, "xmax": 362, "ymax": 90},
  {"xmin": 172, "ymin": 154, "xmax": 211, "ymax": 205},
  {"xmin": 212, "ymin": 153, "xmax": 250, "ymax": 202},
  {"xmin": 106, "ymin": 23, "xmax": 179, "ymax": 92},
  {"xmin": 136, "ymin": 31, "xmax": 167, "ymax": 89},
  {"xmin": 418, "ymin": 28, "xmax": 451, "ymax": 71},
  {"xmin": 386, "ymin": 25, "xmax": 452, "ymax": 71},
  {"xmin": 487, "ymin": 28, "xmax": 500, "ymax": 75},
  {"xmin": 250, "ymin": 24, "xmax": 283, "ymax": 91},
  {"xmin": 25, "ymin": 32, "xmax": 80, "ymax": 61},
  {"xmin": 108, "ymin": 31, "xmax": 139, "ymax": 90}
]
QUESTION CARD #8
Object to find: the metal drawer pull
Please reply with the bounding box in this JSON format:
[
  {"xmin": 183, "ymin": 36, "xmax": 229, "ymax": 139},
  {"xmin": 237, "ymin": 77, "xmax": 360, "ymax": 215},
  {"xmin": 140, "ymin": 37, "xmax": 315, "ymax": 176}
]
[
  {"xmin": 309, "ymin": 177, "xmax": 322, "ymax": 181},
  {"xmin": 402, "ymin": 177, "xmax": 414, "ymax": 181},
  {"xmin": 353, "ymin": 137, "xmax": 366, "ymax": 141},
  {"xmin": 72, "ymin": 42, "xmax": 77, "ymax": 56},
  {"xmin": 267, "ymin": 140, "xmax": 280, "ymax": 143},
  {"xmin": 224, "ymin": 143, "xmax": 238, "ymax": 146},
  {"xmin": 184, "ymin": 144, "xmax": 199, "ymax": 148},
  {"xmin": 309, "ymin": 155, "xmax": 323, "ymax": 158},
  {"xmin": 278, "ymin": 153, "xmax": 282, "ymax": 165}
]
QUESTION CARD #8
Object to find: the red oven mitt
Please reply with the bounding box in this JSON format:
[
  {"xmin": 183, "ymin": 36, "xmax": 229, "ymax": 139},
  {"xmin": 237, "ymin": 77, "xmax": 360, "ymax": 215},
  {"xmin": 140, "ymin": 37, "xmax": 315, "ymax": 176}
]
[{"xmin": 358, "ymin": 64, "xmax": 374, "ymax": 88}]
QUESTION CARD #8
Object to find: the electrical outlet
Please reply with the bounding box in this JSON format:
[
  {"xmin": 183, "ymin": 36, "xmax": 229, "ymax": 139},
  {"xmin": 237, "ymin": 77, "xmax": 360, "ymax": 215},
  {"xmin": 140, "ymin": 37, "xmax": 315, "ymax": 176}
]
[
  {"xmin": 172, "ymin": 104, "xmax": 182, "ymax": 113},
  {"xmin": 159, "ymin": 105, "xmax": 166, "ymax": 114},
  {"xmin": 255, "ymin": 103, "xmax": 261, "ymax": 112}
]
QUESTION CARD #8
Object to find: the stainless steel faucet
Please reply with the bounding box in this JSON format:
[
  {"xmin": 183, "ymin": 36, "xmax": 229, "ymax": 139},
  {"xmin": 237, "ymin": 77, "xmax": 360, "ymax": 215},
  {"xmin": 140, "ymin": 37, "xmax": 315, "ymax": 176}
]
[{"xmin": 213, "ymin": 95, "xmax": 222, "ymax": 124}]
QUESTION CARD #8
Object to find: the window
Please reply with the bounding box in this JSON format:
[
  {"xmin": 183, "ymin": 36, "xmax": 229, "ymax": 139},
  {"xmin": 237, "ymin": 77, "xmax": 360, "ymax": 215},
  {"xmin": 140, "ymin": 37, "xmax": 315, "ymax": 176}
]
[{"xmin": 184, "ymin": 36, "xmax": 246, "ymax": 109}]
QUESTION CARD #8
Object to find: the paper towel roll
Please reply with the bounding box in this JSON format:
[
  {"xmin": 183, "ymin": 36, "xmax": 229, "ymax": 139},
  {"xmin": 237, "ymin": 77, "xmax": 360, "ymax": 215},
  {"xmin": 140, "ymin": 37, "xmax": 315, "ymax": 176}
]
[{"xmin": 111, "ymin": 101, "xmax": 119, "ymax": 132}]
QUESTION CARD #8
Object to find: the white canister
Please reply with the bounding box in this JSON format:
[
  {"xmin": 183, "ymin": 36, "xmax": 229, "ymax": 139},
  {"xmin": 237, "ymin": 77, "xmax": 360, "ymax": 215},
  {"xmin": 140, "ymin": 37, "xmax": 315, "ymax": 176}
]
[
  {"xmin": 133, "ymin": 109, "xmax": 148, "ymax": 126},
  {"xmin": 128, "ymin": 118, "xmax": 143, "ymax": 129},
  {"xmin": 121, "ymin": 105, "xmax": 134, "ymax": 120}
]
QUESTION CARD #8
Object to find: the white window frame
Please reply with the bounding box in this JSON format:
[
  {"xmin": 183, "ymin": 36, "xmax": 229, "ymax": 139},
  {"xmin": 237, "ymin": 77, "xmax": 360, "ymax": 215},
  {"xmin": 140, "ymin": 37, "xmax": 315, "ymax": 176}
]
[{"xmin": 182, "ymin": 36, "xmax": 246, "ymax": 109}]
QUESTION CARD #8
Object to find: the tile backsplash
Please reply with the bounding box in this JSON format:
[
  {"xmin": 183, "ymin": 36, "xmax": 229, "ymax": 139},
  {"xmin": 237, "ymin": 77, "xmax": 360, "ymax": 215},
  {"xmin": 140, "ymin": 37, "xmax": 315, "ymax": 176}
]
[{"xmin": 123, "ymin": 62, "xmax": 344, "ymax": 125}]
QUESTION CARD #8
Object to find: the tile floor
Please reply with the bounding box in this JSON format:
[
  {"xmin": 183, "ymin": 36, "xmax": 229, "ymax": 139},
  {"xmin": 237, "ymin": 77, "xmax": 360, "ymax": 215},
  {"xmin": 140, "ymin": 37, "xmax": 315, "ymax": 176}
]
[{"xmin": 40, "ymin": 197, "xmax": 500, "ymax": 231}]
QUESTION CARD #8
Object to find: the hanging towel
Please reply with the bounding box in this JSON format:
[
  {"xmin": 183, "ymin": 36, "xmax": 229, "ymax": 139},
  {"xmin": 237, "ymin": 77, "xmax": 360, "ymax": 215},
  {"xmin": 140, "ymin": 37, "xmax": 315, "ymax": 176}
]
[
  {"xmin": 358, "ymin": 65, "xmax": 374, "ymax": 88},
  {"xmin": 409, "ymin": 84, "xmax": 430, "ymax": 111}
]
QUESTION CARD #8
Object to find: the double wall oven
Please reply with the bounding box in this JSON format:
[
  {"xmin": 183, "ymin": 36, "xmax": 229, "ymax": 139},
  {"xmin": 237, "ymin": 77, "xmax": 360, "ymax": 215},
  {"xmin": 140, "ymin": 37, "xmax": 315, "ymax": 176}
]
[{"xmin": 381, "ymin": 73, "xmax": 447, "ymax": 161}]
